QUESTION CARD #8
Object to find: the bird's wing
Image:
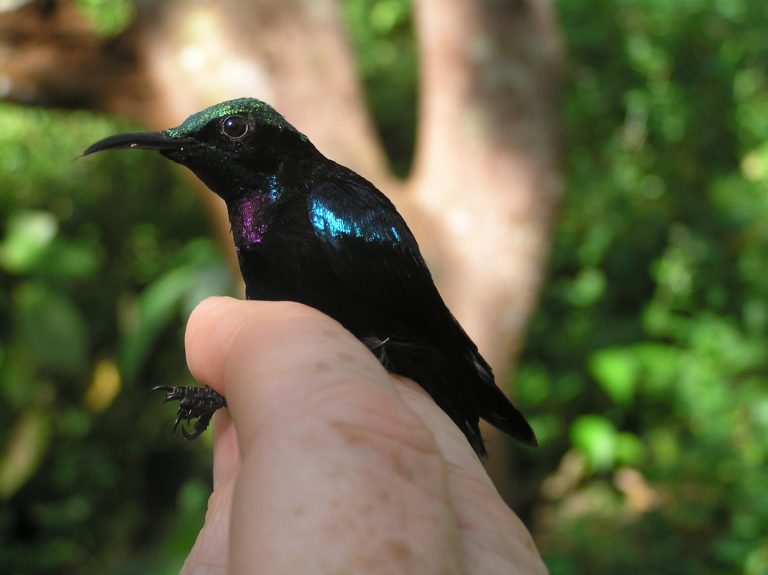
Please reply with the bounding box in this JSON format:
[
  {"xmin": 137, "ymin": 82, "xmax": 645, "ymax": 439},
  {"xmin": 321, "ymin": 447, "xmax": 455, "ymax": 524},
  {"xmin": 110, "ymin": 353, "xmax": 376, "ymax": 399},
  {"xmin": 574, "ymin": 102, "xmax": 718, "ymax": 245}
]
[
  {"xmin": 307, "ymin": 171, "xmax": 436, "ymax": 321},
  {"xmin": 307, "ymin": 169, "xmax": 538, "ymax": 449}
]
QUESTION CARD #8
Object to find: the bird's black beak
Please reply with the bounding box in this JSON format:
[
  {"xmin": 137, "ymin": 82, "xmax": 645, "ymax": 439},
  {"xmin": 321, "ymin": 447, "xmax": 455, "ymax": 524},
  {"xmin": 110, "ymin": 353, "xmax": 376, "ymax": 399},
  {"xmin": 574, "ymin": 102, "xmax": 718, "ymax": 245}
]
[{"xmin": 81, "ymin": 131, "xmax": 191, "ymax": 156}]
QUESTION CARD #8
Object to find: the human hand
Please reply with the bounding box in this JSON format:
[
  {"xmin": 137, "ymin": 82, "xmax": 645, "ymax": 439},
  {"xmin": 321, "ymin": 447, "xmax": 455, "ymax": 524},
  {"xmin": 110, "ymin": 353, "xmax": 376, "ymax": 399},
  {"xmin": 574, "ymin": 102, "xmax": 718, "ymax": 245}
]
[{"xmin": 180, "ymin": 296, "xmax": 546, "ymax": 574}]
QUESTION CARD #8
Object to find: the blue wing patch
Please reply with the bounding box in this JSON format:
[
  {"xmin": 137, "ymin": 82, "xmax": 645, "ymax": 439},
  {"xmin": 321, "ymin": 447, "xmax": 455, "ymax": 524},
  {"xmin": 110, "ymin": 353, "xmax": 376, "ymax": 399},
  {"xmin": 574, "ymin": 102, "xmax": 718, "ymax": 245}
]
[
  {"xmin": 309, "ymin": 193, "xmax": 402, "ymax": 245},
  {"xmin": 307, "ymin": 176, "xmax": 435, "ymax": 317}
]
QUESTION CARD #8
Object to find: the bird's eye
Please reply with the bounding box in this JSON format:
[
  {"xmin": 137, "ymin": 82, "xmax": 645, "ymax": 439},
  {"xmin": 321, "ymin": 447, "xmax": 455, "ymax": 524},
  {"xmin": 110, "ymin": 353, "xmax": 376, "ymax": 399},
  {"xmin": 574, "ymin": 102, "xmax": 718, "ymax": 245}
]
[{"xmin": 221, "ymin": 115, "xmax": 249, "ymax": 140}]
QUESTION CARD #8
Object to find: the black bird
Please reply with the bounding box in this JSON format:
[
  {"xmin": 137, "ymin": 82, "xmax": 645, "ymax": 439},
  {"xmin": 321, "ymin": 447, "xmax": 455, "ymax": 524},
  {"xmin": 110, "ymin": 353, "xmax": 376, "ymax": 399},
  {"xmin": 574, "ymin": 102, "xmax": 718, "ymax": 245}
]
[{"xmin": 83, "ymin": 98, "xmax": 536, "ymax": 456}]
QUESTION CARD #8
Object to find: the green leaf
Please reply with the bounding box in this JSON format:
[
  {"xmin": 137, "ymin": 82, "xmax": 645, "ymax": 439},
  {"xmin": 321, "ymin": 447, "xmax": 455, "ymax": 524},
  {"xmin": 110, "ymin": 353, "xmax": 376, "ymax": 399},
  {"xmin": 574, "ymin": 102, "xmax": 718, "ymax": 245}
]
[
  {"xmin": 119, "ymin": 239, "xmax": 232, "ymax": 382},
  {"xmin": 0, "ymin": 408, "xmax": 52, "ymax": 499},
  {"xmin": 74, "ymin": 0, "xmax": 134, "ymax": 36},
  {"xmin": 565, "ymin": 267, "xmax": 606, "ymax": 307},
  {"xmin": 14, "ymin": 283, "xmax": 90, "ymax": 377},
  {"xmin": 589, "ymin": 347, "xmax": 637, "ymax": 405},
  {"xmin": 119, "ymin": 265, "xmax": 200, "ymax": 384},
  {"xmin": 571, "ymin": 415, "xmax": 618, "ymax": 472},
  {"xmin": 37, "ymin": 239, "xmax": 102, "ymax": 281},
  {"xmin": 632, "ymin": 343, "xmax": 680, "ymax": 394},
  {"xmin": 615, "ymin": 432, "xmax": 644, "ymax": 466},
  {"xmin": 745, "ymin": 541, "xmax": 768, "ymax": 575},
  {"xmin": 0, "ymin": 210, "xmax": 57, "ymax": 274}
]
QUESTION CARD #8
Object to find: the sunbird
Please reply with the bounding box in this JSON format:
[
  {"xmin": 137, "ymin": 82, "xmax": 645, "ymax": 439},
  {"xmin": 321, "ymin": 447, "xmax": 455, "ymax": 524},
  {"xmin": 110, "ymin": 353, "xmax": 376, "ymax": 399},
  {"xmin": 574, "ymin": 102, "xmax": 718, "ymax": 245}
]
[{"xmin": 84, "ymin": 98, "xmax": 536, "ymax": 456}]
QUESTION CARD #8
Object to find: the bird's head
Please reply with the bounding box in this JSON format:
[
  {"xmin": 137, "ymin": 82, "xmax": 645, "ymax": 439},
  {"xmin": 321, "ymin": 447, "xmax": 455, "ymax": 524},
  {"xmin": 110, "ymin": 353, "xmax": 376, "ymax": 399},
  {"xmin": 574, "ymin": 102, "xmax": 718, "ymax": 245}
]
[{"xmin": 83, "ymin": 98, "xmax": 316, "ymax": 200}]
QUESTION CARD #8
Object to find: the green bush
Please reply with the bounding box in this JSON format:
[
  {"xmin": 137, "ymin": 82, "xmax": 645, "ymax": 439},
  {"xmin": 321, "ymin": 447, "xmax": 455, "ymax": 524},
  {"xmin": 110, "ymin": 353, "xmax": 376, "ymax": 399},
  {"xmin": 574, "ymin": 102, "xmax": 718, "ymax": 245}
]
[{"xmin": 517, "ymin": 1, "xmax": 768, "ymax": 573}]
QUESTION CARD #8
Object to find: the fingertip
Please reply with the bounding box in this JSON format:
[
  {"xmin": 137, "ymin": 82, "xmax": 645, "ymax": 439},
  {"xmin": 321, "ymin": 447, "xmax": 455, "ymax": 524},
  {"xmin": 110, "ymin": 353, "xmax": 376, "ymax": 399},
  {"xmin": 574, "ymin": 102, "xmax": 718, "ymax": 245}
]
[
  {"xmin": 185, "ymin": 296, "xmax": 247, "ymax": 394},
  {"xmin": 187, "ymin": 296, "xmax": 238, "ymax": 334},
  {"xmin": 184, "ymin": 298, "xmax": 360, "ymax": 398}
]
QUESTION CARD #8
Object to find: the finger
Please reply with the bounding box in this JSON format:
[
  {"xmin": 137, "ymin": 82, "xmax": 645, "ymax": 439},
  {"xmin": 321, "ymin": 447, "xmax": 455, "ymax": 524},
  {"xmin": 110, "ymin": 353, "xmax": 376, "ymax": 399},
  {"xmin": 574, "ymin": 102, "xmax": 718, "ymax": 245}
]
[
  {"xmin": 212, "ymin": 410, "xmax": 239, "ymax": 489},
  {"xmin": 185, "ymin": 296, "xmax": 245, "ymax": 396},
  {"xmin": 180, "ymin": 303, "xmax": 241, "ymax": 575},
  {"xmin": 186, "ymin": 297, "xmax": 463, "ymax": 574},
  {"xmin": 393, "ymin": 378, "xmax": 546, "ymax": 574},
  {"xmin": 392, "ymin": 377, "xmax": 488, "ymax": 480},
  {"xmin": 180, "ymin": 467, "xmax": 235, "ymax": 575}
]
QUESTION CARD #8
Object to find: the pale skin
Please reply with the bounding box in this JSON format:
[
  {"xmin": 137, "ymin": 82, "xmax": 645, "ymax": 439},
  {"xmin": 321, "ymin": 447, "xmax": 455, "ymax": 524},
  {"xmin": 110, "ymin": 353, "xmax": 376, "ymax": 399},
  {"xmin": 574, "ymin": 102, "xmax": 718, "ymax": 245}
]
[{"xmin": 181, "ymin": 297, "xmax": 547, "ymax": 574}]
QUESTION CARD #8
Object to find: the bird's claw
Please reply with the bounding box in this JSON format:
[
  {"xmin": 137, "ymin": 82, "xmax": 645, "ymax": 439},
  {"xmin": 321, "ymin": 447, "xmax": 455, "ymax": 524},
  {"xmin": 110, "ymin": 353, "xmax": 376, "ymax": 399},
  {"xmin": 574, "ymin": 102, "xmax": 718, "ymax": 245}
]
[{"xmin": 152, "ymin": 385, "xmax": 227, "ymax": 440}]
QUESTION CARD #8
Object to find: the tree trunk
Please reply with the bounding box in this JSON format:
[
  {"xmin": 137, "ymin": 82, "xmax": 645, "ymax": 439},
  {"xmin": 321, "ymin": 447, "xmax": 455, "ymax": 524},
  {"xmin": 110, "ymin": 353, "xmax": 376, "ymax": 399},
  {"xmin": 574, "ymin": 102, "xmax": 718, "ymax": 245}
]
[
  {"xmin": 414, "ymin": 0, "xmax": 562, "ymax": 372},
  {"xmin": 412, "ymin": 0, "xmax": 561, "ymax": 501}
]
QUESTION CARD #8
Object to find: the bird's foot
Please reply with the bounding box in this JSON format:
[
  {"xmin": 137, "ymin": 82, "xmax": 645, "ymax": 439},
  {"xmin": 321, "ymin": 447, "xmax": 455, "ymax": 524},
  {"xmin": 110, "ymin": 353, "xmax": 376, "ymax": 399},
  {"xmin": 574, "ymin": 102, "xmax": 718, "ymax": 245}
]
[{"xmin": 152, "ymin": 385, "xmax": 227, "ymax": 440}]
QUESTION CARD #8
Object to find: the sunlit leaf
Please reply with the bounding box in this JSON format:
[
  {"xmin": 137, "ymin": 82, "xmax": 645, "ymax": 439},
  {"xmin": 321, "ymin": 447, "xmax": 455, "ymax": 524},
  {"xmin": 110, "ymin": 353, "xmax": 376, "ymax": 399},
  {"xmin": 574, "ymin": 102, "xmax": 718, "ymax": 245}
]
[
  {"xmin": 571, "ymin": 415, "xmax": 618, "ymax": 472},
  {"xmin": 84, "ymin": 358, "xmax": 121, "ymax": 413},
  {"xmin": 74, "ymin": 0, "xmax": 134, "ymax": 36},
  {"xmin": 0, "ymin": 408, "xmax": 51, "ymax": 499},
  {"xmin": 565, "ymin": 267, "xmax": 606, "ymax": 307},
  {"xmin": 0, "ymin": 210, "xmax": 57, "ymax": 273},
  {"xmin": 589, "ymin": 347, "xmax": 637, "ymax": 405},
  {"xmin": 744, "ymin": 540, "xmax": 768, "ymax": 575}
]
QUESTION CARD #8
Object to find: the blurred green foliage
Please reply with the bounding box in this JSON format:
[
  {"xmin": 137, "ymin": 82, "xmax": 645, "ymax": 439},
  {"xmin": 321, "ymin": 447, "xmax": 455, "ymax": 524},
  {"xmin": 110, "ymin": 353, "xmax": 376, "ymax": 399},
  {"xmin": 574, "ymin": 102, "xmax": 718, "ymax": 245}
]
[
  {"xmin": 2, "ymin": 0, "xmax": 767, "ymax": 573},
  {"xmin": 0, "ymin": 103, "xmax": 235, "ymax": 573},
  {"xmin": 343, "ymin": 0, "xmax": 418, "ymax": 176},
  {"xmin": 515, "ymin": 0, "xmax": 768, "ymax": 573},
  {"xmin": 74, "ymin": 0, "xmax": 133, "ymax": 35}
]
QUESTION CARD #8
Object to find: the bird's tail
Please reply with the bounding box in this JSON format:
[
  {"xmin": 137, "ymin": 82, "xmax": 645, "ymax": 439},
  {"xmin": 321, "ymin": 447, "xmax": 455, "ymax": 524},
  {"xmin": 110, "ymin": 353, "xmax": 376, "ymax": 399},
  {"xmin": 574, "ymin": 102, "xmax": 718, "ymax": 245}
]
[
  {"xmin": 472, "ymin": 355, "xmax": 538, "ymax": 447},
  {"xmin": 364, "ymin": 335, "xmax": 536, "ymax": 455}
]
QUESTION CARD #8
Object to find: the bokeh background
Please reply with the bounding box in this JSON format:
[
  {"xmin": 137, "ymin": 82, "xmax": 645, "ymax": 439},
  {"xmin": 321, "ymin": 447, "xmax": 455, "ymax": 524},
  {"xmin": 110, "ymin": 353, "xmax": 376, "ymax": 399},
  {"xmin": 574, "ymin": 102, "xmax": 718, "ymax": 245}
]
[{"xmin": 1, "ymin": 0, "xmax": 767, "ymax": 573}]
